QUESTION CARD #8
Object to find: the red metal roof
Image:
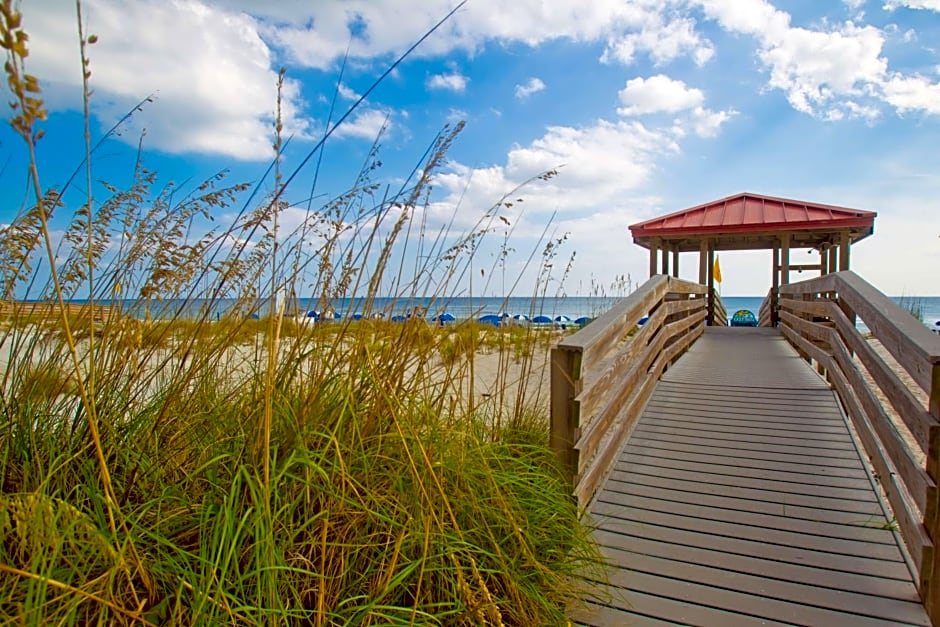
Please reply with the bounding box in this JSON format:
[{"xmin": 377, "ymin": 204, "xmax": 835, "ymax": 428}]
[{"xmin": 630, "ymin": 192, "xmax": 876, "ymax": 239}]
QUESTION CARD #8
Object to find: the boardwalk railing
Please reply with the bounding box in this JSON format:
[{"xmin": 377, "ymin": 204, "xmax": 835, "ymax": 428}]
[
  {"xmin": 712, "ymin": 290, "xmax": 728, "ymax": 327},
  {"xmin": 0, "ymin": 300, "xmax": 120, "ymax": 323},
  {"xmin": 775, "ymin": 270, "xmax": 940, "ymax": 619},
  {"xmin": 550, "ymin": 275, "xmax": 707, "ymax": 508},
  {"xmin": 758, "ymin": 287, "xmax": 774, "ymax": 327}
]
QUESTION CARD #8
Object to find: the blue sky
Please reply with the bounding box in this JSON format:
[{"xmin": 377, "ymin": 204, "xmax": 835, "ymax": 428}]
[{"xmin": 3, "ymin": 0, "xmax": 940, "ymax": 297}]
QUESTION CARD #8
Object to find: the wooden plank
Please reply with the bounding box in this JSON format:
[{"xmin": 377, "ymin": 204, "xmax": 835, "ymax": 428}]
[
  {"xmin": 779, "ymin": 297, "xmax": 833, "ymax": 319},
  {"xmin": 619, "ymin": 452, "xmax": 874, "ymax": 491},
  {"xmin": 829, "ymin": 330, "xmax": 934, "ymax": 515},
  {"xmin": 804, "ymin": 335, "xmax": 934, "ymax": 585},
  {"xmin": 608, "ymin": 479, "xmax": 889, "ymax": 527},
  {"xmin": 638, "ymin": 418, "xmax": 858, "ymax": 456},
  {"xmin": 569, "ymin": 599, "xmax": 683, "ymax": 627},
  {"xmin": 591, "ymin": 525, "xmax": 915, "ymax": 600},
  {"xmin": 631, "ymin": 427, "xmax": 861, "ymax": 460},
  {"xmin": 593, "ymin": 552, "xmax": 918, "ymax": 626},
  {"xmin": 592, "ymin": 540, "xmax": 927, "ymax": 625},
  {"xmin": 558, "ymin": 275, "xmax": 667, "ymax": 365},
  {"xmin": 828, "ymin": 301, "xmax": 937, "ymax": 455},
  {"xmin": 611, "ymin": 463, "xmax": 877, "ymax": 503},
  {"xmin": 622, "ymin": 443, "xmax": 869, "ymax": 479},
  {"xmin": 645, "ymin": 399, "xmax": 843, "ymax": 422},
  {"xmin": 606, "ymin": 471, "xmax": 883, "ymax": 516},
  {"xmin": 626, "ymin": 436, "xmax": 866, "ymax": 470},
  {"xmin": 595, "ymin": 490, "xmax": 895, "ymax": 545},
  {"xmin": 641, "ymin": 415, "xmax": 857, "ymax": 445}
]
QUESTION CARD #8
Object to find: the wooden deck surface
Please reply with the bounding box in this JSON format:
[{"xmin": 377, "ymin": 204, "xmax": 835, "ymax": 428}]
[{"xmin": 573, "ymin": 327, "xmax": 929, "ymax": 626}]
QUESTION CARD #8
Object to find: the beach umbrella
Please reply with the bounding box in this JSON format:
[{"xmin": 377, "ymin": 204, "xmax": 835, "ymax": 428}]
[
  {"xmin": 574, "ymin": 316, "xmax": 592, "ymax": 326},
  {"xmin": 478, "ymin": 314, "xmax": 502, "ymax": 327},
  {"xmin": 436, "ymin": 312, "xmax": 456, "ymax": 323},
  {"xmin": 352, "ymin": 312, "xmax": 363, "ymax": 320},
  {"xmin": 637, "ymin": 316, "xmax": 649, "ymax": 326},
  {"xmin": 532, "ymin": 315, "xmax": 552, "ymax": 324},
  {"xmin": 391, "ymin": 314, "xmax": 407, "ymax": 322},
  {"xmin": 512, "ymin": 313, "xmax": 529, "ymax": 322},
  {"xmin": 306, "ymin": 310, "xmax": 319, "ymax": 319},
  {"xmin": 554, "ymin": 315, "xmax": 572, "ymax": 324}
]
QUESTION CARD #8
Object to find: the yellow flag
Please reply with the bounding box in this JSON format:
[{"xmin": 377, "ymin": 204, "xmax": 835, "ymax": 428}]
[{"xmin": 713, "ymin": 256, "xmax": 722, "ymax": 283}]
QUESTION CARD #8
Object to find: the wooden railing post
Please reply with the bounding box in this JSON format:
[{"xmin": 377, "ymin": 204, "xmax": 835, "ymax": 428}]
[
  {"xmin": 924, "ymin": 364, "xmax": 940, "ymax": 623},
  {"xmin": 550, "ymin": 346, "xmax": 582, "ymax": 488}
]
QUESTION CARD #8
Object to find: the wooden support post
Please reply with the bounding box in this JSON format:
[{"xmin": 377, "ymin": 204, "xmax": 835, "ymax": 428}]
[
  {"xmin": 772, "ymin": 245, "xmax": 780, "ymax": 326},
  {"xmin": 839, "ymin": 230, "xmax": 851, "ymax": 271},
  {"xmin": 661, "ymin": 241, "xmax": 670, "ymax": 275},
  {"xmin": 781, "ymin": 233, "xmax": 791, "ymax": 286},
  {"xmin": 707, "ymin": 246, "xmax": 715, "ymax": 326},
  {"xmin": 649, "ymin": 239, "xmax": 659, "ymax": 278},
  {"xmin": 829, "ymin": 244, "xmax": 838, "ymax": 276},
  {"xmin": 550, "ymin": 346, "xmax": 582, "ymax": 489},
  {"xmin": 820, "ymin": 245, "xmax": 829, "ymax": 275},
  {"xmin": 672, "ymin": 247, "xmax": 679, "ymax": 278},
  {"xmin": 698, "ymin": 239, "xmax": 708, "ymax": 285}
]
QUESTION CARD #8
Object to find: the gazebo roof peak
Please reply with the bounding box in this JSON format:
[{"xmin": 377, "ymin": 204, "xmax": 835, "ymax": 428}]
[{"xmin": 629, "ymin": 192, "xmax": 876, "ymax": 252}]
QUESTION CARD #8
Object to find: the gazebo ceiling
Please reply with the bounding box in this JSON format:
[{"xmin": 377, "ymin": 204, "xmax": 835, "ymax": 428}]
[{"xmin": 629, "ymin": 192, "xmax": 876, "ymax": 252}]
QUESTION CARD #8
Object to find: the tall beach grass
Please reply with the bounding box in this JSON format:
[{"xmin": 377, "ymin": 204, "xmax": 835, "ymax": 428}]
[{"xmin": 0, "ymin": 3, "xmax": 601, "ymax": 624}]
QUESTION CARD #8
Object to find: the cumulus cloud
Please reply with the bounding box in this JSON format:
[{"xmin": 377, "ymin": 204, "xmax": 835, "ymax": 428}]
[
  {"xmin": 696, "ymin": 0, "xmax": 940, "ymax": 120},
  {"xmin": 427, "ymin": 72, "xmax": 468, "ymax": 92},
  {"xmin": 617, "ymin": 75, "xmax": 704, "ymax": 115},
  {"xmin": 25, "ymin": 0, "xmax": 309, "ymax": 161},
  {"xmin": 616, "ymin": 75, "xmax": 735, "ymax": 137},
  {"xmin": 883, "ymin": 0, "xmax": 940, "ymax": 10},
  {"xmin": 602, "ymin": 14, "xmax": 714, "ymax": 67},
  {"xmin": 331, "ymin": 109, "xmax": 391, "ymax": 139},
  {"xmin": 514, "ymin": 77, "xmax": 546, "ymax": 100}
]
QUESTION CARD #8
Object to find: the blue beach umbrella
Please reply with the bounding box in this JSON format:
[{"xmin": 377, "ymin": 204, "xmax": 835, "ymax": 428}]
[
  {"xmin": 478, "ymin": 314, "xmax": 502, "ymax": 327},
  {"xmin": 574, "ymin": 316, "xmax": 592, "ymax": 326},
  {"xmin": 436, "ymin": 312, "xmax": 456, "ymax": 323},
  {"xmin": 352, "ymin": 312, "xmax": 363, "ymax": 320},
  {"xmin": 391, "ymin": 314, "xmax": 407, "ymax": 322},
  {"xmin": 554, "ymin": 315, "xmax": 571, "ymax": 324},
  {"xmin": 512, "ymin": 313, "xmax": 529, "ymax": 322},
  {"xmin": 637, "ymin": 316, "xmax": 649, "ymax": 326},
  {"xmin": 306, "ymin": 310, "xmax": 319, "ymax": 319},
  {"xmin": 532, "ymin": 315, "xmax": 552, "ymax": 324}
]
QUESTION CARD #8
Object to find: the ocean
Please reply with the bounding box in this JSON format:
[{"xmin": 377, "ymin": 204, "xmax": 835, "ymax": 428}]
[{"xmin": 119, "ymin": 294, "xmax": 940, "ymax": 331}]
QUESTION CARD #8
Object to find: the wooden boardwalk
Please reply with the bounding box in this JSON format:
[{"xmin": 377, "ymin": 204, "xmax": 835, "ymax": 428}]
[{"xmin": 573, "ymin": 327, "xmax": 930, "ymax": 626}]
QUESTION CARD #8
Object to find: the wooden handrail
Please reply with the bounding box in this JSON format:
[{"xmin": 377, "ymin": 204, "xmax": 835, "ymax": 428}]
[
  {"xmin": 712, "ymin": 291, "xmax": 728, "ymax": 327},
  {"xmin": 550, "ymin": 275, "xmax": 707, "ymax": 509},
  {"xmin": 0, "ymin": 300, "xmax": 120, "ymax": 322},
  {"xmin": 758, "ymin": 287, "xmax": 774, "ymax": 327},
  {"xmin": 777, "ymin": 270, "xmax": 940, "ymax": 620}
]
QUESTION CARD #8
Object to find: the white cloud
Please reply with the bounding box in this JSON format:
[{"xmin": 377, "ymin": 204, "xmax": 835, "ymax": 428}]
[
  {"xmin": 427, "ymin": 72, "xmax": 468, "ymax": 92},
  {"xmin": 515, "ymin": 77, "xmax": 546, "ymax": 100},
  {"xmin": 883, "ymin": 0, "xmax": 940, "ymax": 10},
  {"xmin": 697, "ymin": 0, "xmax": 940, "ymax": 120},
  {"xmin": 617, "ymin": 75, "xmax": 704, "ymax": 115},
  {"xmin": 24, "ymin": 0, "xmax": 309, "ymax": 161},
  {"xmin": 616, "ymin": 75, "xmax": 735, "ymax": 137},
  {"xmin": 331, "ymin": 109, "xmax": 390, "ymax": 139},
  {"xmin": 882, "ymin": 74, "xmax": 940, "ymax": 114},
  {"xmin": 602, "ymin": 14, "xmax": 714, "ymax": 67}
]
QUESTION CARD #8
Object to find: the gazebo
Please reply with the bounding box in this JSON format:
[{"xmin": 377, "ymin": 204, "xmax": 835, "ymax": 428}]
[{"xmin": 628, "ymin": 192, "xmax": 876, "ymax": 324}]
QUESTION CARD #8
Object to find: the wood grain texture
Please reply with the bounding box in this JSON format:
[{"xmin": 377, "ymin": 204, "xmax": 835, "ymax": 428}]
[{"xmin": 577, "ymin": 327, "xmax": 930, "ymax": 626}]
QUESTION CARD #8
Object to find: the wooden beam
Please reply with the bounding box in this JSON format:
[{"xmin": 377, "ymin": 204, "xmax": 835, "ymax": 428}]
[
  {"xmin": 698, "ymin": 239, "xmax": 708, "ymax": 285},
  {"xmin": 707, "ymin": 245, "xmax": 715, "ymax": 325},
  {"xmin": 839, "ymin": 229, "xmax": 851, "ymax": 271},
  {"xmin": 781, "ymin": 233, "xmax": 791, "ymax": 286},
  {"xmin": 649, "ymin": 239, "xmax": 658, "ymax": 278},
  {"xmin": 790, "ymin": 264, "xmax": 823, "ymax": 272},
  {"xmin": 661, "ymin": 241, "xmax": 669, "ymax": 275},
  {"xmin": 829, "ymin": 244, "xmax": 838, "ymax": 276},
  {"xmin": 671, "ymin": 247, "xmax": 679, "ymax": 278},
  {"xmin": 771, "ymin": 245, "xmax": 780, "ymax": 326},
  {"xmin": 820, "ymin": 245, "xmax": 828, "ymax": 275}
]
